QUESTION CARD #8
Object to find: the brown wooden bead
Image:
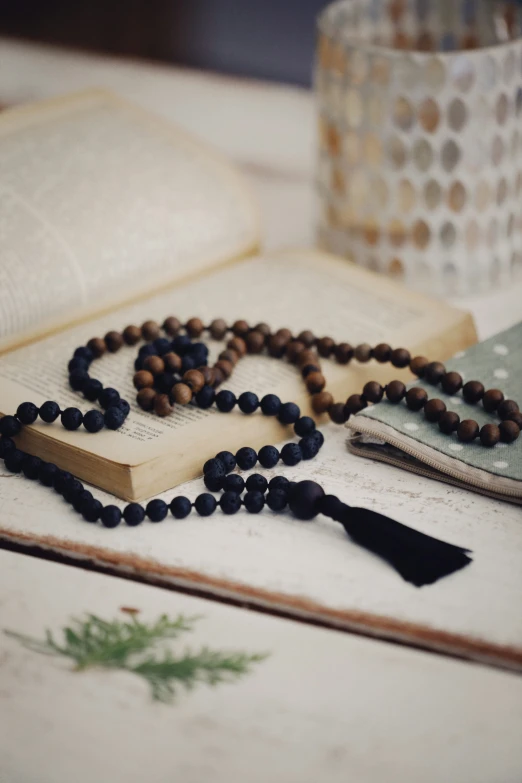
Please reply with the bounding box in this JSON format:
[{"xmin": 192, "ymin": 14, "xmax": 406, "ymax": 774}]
[
  {"xmin": 506, "ymin": 411, "xmax": 522, "ymax": 429},
  {"xmin": 198, "ymin": 366, "xmax": 215, "ymax": 385},
  {"xmin": 298, "ymin": 349, "xmax": 318, "ymax": 368},
  {"xmin": 163, "ymin": 352, "xmax": 182, "ymax": 373},
  {"xmin": 104, "ymin": 330, "xmax": 124, "ymax": 353},
  {"xmin": 373, "ymin": 343, "xmax": 392, "ymax": 363},
  {"xmin": 143, "ymin": 355, "xmax": 165, "ymax": 375},
  {"xmin": 354, "ymin": 343, "xmax": 372, "ymax": 362},
  {"xmin": 424, "ymin": 361, "xmax": 446, "ymax": 385},
  {"xmin": 268, "ymin": 334, "xmax": 288, "ymax": 358},
  {"xmin": 254, "ymin": 322, "xmax": 271, "ymax": 337},
  {"xmin": 141, "ymin": 320, "xmax": 160, "ymax": 341},
  {"xmin": 410, "ymin": 356, "xmax": 429, "ymax": 377},
  {"xmin": 438, "ymin": 411, "xmax": 460, "ymax": 434},
  {"xmin": 172, "ymin": 383, "xmax": 193, "ymax": 405},
  {"xmin": 306, "ymin": 372, "xmax": 326, "ymax": 394},
  {"xmin": 328, "ymin": 402, "xmax": 349, "ymax": 424},
  {"xmin": 227, "ymin": 337, "xmax": 247, "ymax": 357},
  {"xmin": 212, "ymin": 367, "xmax": 226, "ymax": 387},
  {"xmin": 162, "ymin": 317, "xmax": 181, "ymax": 336},
  {"xmin": 215, "ymin": 359, "xmax": 233, "ymax": 378},
  {"xmin": 482, "ymin": 388, "xmax": 504, "ymax": 413},
  {"xmin": 385, "ymin": 380, "xmax": 406, "ymax": 403},
  {"xmin": 424, "ymin": 398, "xmax": 447, "ymax": 422},
  {"xmin": 334, "ymin": 343, "xmax": 354, "ymax": 364},
  {"xmin": 275, "ymin": 328, "xmax": 293, "ymax": 342},
  {"xmin": 345, "ymin": 394, "xmax": 367, "ymax": 415},
  {"xmin": 209, "ymin": 318, "xmax": 228, "ymax": 340},
  {"xmin": 441, "ymin": 371, "xmax": 463, "ymax": 395},
  {"xmin": 185, "ymin": 317, "xmax": 204, "ymax": 337},
  {"xmin": 246, "ymin": 330, "xmax": 265, "ymax": 354},
  {"xmin": 317, "ymin": 337, "xmax": 335, "ymax": 357},
  {"xmin": 219, "ymin": 349, "xmax": 239, "ymax": 365},
  {"xmin": 286, "ymin": 341, "xmax": 306, "ymax": 363},
  {"xmin": 363, "ymin": 381, "xmax": 384, "ymax": 403},
  {"xmin": 498, "ymin": 399, "xmax": 519, "ymax": 420},
  {"xmin": 154, "ymin": 393, "xmax": 173, "ymax": 417},
  {"xmin": 479, "ymin": 423, "xmax": 500, "ymax": 447},
  {"xmin": 457, "ymin": 419, "xmax": 479, "ymax": 442},
  {"xmin": 136, "ymin": 387, "xmax": 156, "ymax": 411},
  {"xmin": 390, "ymin": 348, "xmax": 411, "ymax": 368},
  {"xmin": 462, "ymin": 380, "xmax": 485, "ymax": 404},
  {"xmin": 133, "ymin": 370, "xmax": 155, "ymax": 390},
  {"xmin": 297, "ymin": 330, "xmax": 315, "ymax": 347},
  {"xmin": 499, "ymin": 420, "xmax": 520, "ymax": 443},
  {"xmin": 311, "ymin": 391, "xmax": 334, "ymax": 414},
  {"xmin": 87, "ymin": 337, "xmax": 107, "ymax": 358},
  {"xmin": 183, "ymin": 369, "xmax": 205, "ymax": 393},
  {"xmin": 406, "ymin": 387, "xmax": 428, "ymax": 411},
  {"xmin": 123, "ymin": 325, "xmax": 143, "ymax": 346},
  {"xmin": 232, "ymin": 319, "xmax": 250, "ymax": 337}
]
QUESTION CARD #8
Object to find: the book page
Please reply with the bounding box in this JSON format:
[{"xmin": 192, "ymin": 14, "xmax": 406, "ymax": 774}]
[{"xmin": 0, "ymin": 90, "xmax": 259, "ymax": 350}]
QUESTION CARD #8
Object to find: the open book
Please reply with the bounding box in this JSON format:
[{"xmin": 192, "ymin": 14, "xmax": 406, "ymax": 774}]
[{"xmin": 0, "ymin": 90, "xmax": 477, "ymax": 500}]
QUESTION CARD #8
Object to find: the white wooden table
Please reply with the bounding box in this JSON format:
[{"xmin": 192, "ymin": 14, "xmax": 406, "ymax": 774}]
[{"xmin": 0, "ymin": 38, "xmax": 521, "ymax": 783}]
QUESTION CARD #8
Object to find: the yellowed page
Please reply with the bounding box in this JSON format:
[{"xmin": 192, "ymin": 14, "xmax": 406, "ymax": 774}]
[{"xmin": 0, "ymin": 90, "xmax": 259, "ymax": 351}]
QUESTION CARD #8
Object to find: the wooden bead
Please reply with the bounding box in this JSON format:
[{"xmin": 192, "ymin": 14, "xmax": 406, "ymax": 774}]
[
  {"xmin": 215, "ymin": 359, "xmax": 233, "ymax": 378},
  {"xmin": 186, "ymin": 317, "xmax": 204, "ymax": 337},
  {"xmin": 328, "ymin": 402, "xmax": 348, "ymax": 424},
  {"xmin": 438, "ymin": 411, "xmax": 460, "ymax": 434},
  {"xmin": 479, "ymin": 423, "xmax": 500, "ymax": 447},
  {"xmin": 373, "ymin": 343, "xmax": 392, "ymax": 363},
  {"xmin": 198, "ymin": 366, "xmax": 215, "ymax": 385},
  {"xmin": 506, "ymin": 411, "xmax": 522, "ymax": 429},
  {"xmin": 268, "ymin": 334, "xmax": 288, "ymax": 358},
  {"xmin": 297, "ymin": 330, "xmax": 315, "ymax": 347},
  {"xmin": 87, "ymin": 337, "xmax": 106, "ymax": 358},
  {"xmin": 311, "ymin": 391, "xmax": 333, "ymax": 414},
  {"xmin": 183, "ymin": 369, "xmax": 205, "ymax": 393},
  {"xmin": 286, "ymin": 341, "xmax": 306, "ymax": 363},
  {"xmin": 306, "ymin": 372, "xmax": 326, "ymax": 394},
  {"xmin": 218, "ymin": 349, "xmax": 239, "ymax": 365},
  {"xmin": 362, "ymin": 381, "xmax": 384, "ymax": 403},
  {"xmin": 275, "ymin": 328, "xmax": 293, "ymax": 342},
  {"xmin": 391, "ymin": 348, "xmax": 411, "ymax": 368},
  {"xmin": 499, "ymin": 420, "xmax": 520, "ymax": 443},
  {"xmin": 154, "ymin": 393, "xmax": 173, "ymax": 417},
  {"xmin": 246, "ymin": 330, "xmax": 265, "ymax": 354},
  {"xmin": 334, "ymin": 343, "xmax": 354, "ymax": 364},
  {"xmin": 141, "ymin": 320, "xmax": 160, "ymax": 341},
  {"xmin": 133, "ymin": 370, "xmax": 155, "ymax": 390},
  {"xmin": 163, "ymin": 352, "xmax": 182, "ymax": 373},
  {"xmin": 410, "ymin": 356, "xmax": 429, "ymax": 377},
  {"xmin": 386, "ymin": 380, "xmax": 406, "ymax": 403},
  {"xmin": 136, "ymin": 387, "xmax": 156, "ymax": 410},
  {"xmin": 482, "ymin": 388, "xmax": 504, "ymax": 413},
  {"xmin": 462, "ymin": 381, "xmax": 485, "ymax": 404},
  {"xmin": 441, "ymin": 371, "xmax": 463, "ymax": 395},
  {"xmin": 122, "ymin": 325, "xmax": 142, "ymax": 345},
  {"xmin": 457, "ymin": 419, "xmax": 479, "ymax": 442},
  {"xmin": 317, "ymin": 337, "xmax": 335, "ymax": 357},
  {"xmin": 104, "ymin": 330, "xmax": 124, "ymax": 352},
  {"xmin": 227, "ymin": 337, "xmax": 247, "ymax": 357},
  {"xmin": 162, "ymin": 316, "xmax": 181, "ymax": 336},
  {"xmin": 212, "ymin": 367, "xmax": 226, "ymax": 387},
  {"xmin": 345, "ymin": 394, "xmax": 367, "ymax": 415},
  {"xmin": 498, "ymin": 399, "xmax": 519, "ymax": 420},
  {"xmin": 232, "ymin": 319, "xmax": 250, "ymax": 337},
  {"xmin": 298, "ymin": 349, "xmax": 318, "ymax": 368},
  {"xmin": 254, "ymin": 322, "xmax": 271, "ymax": 337},
  {"xmin": 406, "ymin": 387, "xmax": 428, "ymax": 411},
  {"xmin": 302, "ymin": 364, "xmax": 321, "ymax": 378},
  {"xmin": 424, "ymin": 398, "xmax": 447, "ymax": 422},
  {"xmin": 424, "ymin": 362, "xmax": 446, "ymax": 385},
  {"xmin": 172, "ymin": 383, "xmax": 193, "ymax": 405},
  {"xmin": 209, "ymin": 318, "xmax": 228, "ymax": 340},
  {"xmin": 354, "ymin": 343, "xmax": 372, "ymax": 362},
  {"xmin": 143, "ymin": 355, "xmax": 165, "ymax": 375}
]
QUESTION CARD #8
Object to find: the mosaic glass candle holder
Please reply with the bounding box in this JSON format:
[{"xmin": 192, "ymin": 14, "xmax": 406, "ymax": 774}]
[{"xmin": 315, "ymin": 0, "xmax": 522, "ymax": 295}]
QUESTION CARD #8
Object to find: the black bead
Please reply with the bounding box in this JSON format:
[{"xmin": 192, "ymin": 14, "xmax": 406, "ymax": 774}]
[
  {"xmin": 39, "ymin": 401, "xmax": 60, "ymax": 423},
  {"xmin": 21, "ymin": 455, "xmax": 41, "ymax": 479},
  {"xmin": 98, "ymin": 388, "xmax": 120, "ymax": 410},
  {"xmin": 288, "ymin": 480, "xmax": 325, "ymax": 520},
  {"xmin": 61, "ymin": 407, "xmax": 83, "ymax": 430},
  {"xmin": 0, "ymin": 415, "xmax": 22, "ymax": 437},
  {"xmin": 53, "ymin": 470, "xmax": 73, "ymax": 493},
  {"xmin": 74, "ymin": 346, "xmax": 93, "ymax": 363},
  {"xmin": 222, "ymin": 474, "xmax": 245, "ymax": 493},
  {"xmin": 204, "ymin": 472, "xmax": 224, "ymax": 491},
  {"xmin": 138, "ymin": 344, "xmax": 157, "ymax": 358},
  {"xmin": 216, "ymin": 390, "xmax": 236, "ymax": 412},
  {"xmin": 170, "ymin": 496, "xmax": 192, "ymax": 519},
  {"xmin": 172, "ymin": 334, "xmax": 191, "ymax": 354},
  {"xmin": 260, "ymin": 394, "xmax": 281, "ymax": 416},
  {"xmin": 294, "ymin": 416, "xmax": 316, "ymax": 437},
  {"xmin": 266, "ymin": 489, "xmax": 288, "ymax": 511},
  {"xmin": 195, "ymin": 385, "xmax": 215, "ymax": 409},
  {"xmin": 81, "ymin": 499, "xmax": 103, "ymax": 522},
  {"xmin": 38, "ymin": 462, "xmax": 58, "ymax": 486},
  {"xmin": 83, "ymin": 378, "xmax": 103, "ymax": 401},
  {"xmin": 195, "ymin": 493, "xmax": 217, "ymax": 516},
  {"xmin": 0, "ymin": 437, "xmax": 15, "ymax": 458},
  {"xmin": 16, "ymin": 402, "xmax": 39, "ymax": 425},
  {"xmin": 281, "ymin": 443, "xmax": 302, "ymax": 466},
  {"xmin": 146, "ymin": 499, "xmax": 168, "ymax": 522},
  {"xmin": 278, "ymin": 402, "xmax": 300, "ymax": 425},
  {"xmin": 246, "ymin": 473, "xmax": 268, "ymax": 493},
  {"xmin": 309, "ymin": 430, "xmax": 325, "ymax": 448},
  {"xmin": 83, "ymin": 410, "xmax": 105, "ymax": 433},
  {"xmin": 4, "ymin": 448, "xmax": 24, "ymax": 473},
  {"xmin": 63, "ymin": 479, "xmax": 84, "ymax": 503},
  {"xmin": 269, "ymin": 476, "xmax": 291, "ymax": 492},
  {"xmin": 203, "ymin": 457, "xmax": 226, "ymax": 475},
  {"xmin": 258, "ymin": 445, "xmax": 280, "ymax": 468},
  {"xmin": 101, "ymin": 505, "xmax": 122, "ymax": 528},
  {"xmin": 104, "ymin": 406, "xmax": 125, "ymax": 430},
  {"xmin": 68, "ymin": 357, "xmax": 89, "ymax": 373},
  {"xmin": 73, "ymin": 490, "xmax": 94, "ymax": 513},
  {"xmin": 244, "ymin": 491, "xmax": 265, "ymax": 513},
  {"xmin": 216, "ymin": 450, "xmax": 236, "ymax": 472},
  {"xmin": 235, "ymin": 447, "xmax": 257, "ymax": 470},
  {"xmin": 116, "ymin": 399, "xmax": 131, "ymax": 418},
  {"xmin": 124, "ymin": 503, "xmax": 146, "ymax": 526},
  {"xmin": 156, "ymin": 372, "xmax": 176, "ymax": 394},
  {"xmin": 220, "ymin": 491, "xmax": 242, "ymax": 515},
  {"xmin": 238, "ymin": 391, "xmax": 259, "ymax": 414},
  {"xmin": 181, "ymin": 356, "xmax": 195, "ymax": 373},
  {"xmin": 299, "ymin": 436, "xmax": 320, "ymax": 460},
  {"xmin": 69, "ymin": 369, "xmax": 90, "ymax": 392},
  {"xmin": 154, "ymin": 337, "xmax": 172, "ymax": 355}
]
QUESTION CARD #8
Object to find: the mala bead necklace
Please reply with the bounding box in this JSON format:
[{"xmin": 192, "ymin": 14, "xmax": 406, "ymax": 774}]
[{"xmin": 1, "ymin": 316, "xmax": 520, "ymax": 587}]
